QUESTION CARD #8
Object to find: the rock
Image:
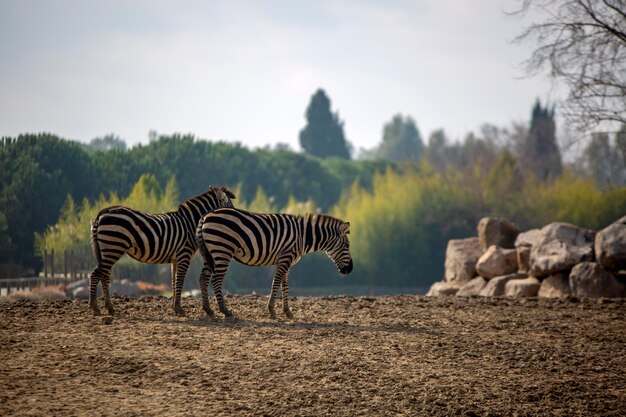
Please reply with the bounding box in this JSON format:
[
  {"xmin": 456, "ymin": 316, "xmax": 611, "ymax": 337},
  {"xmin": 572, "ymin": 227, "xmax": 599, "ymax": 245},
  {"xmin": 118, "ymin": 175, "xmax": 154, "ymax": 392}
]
[
  {"xmin": 517, "ymin": 246, "xmax": 531, "ymax": 274},
  {"xmin": 456, "ymin": 276, "xmax": 488, "ymax": 297},
  {"xmin": 476, "ymin": 245, "xmax": 518, "ymax": 279},
  {"xmin": 479, "ymin": 273, "xmax": 527, "ymax": 297},
  {"xmin": 505, "ymin": 276, "xmax": 541, "ymax": 298},
  {"xmin": 530, "ymin": 222, "xmax": 596, "ymax": 277},
  {"xmin": 111, "ymin": 279, "xmax": 142, "ymax": 297},
  {"xmin": 514, "ymin": 228, "xmax": 541, "ymax": 249},
  {"xmin": 569, "ymin": 262, "xmax": 624, "ymax": 298},
  {"xmin": 538, "ymin": 272, "xmax": 571, "ymax": 298},
  {"xmin": 595, "ymin": 221, "xmax": 626, "ymax": 271},
  {"xmin": 426, "ymin": 281, "xmax": 460, "ymax": 297},
  {"xmin": 444, "ymin": 238, "xmax": 482, "ymax": 283},
  {"xmin": 477, "ymin": 217, "xmax": 521, "ymax": 251},
  {"xmin": 102, "ymin": 316, "xmax": 114, "ymax": 325}
]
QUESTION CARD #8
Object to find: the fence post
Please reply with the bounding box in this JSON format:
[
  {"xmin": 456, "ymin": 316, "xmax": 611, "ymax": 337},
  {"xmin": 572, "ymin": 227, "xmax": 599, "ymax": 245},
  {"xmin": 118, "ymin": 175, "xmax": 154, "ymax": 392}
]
[
  {"xmin": 43, "ymin": 250, "xmax": 48, "ymax": 278},
  {"xmin": 69, "ymin": 250, "xmax": 73, "ymax": 280}
]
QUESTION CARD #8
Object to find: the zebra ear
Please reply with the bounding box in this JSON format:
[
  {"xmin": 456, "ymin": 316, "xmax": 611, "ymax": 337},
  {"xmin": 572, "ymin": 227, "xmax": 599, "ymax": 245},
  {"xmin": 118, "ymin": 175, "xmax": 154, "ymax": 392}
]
[{"xmin": 341, "ymin": 222, "xmax": 350, "ymax": 234}]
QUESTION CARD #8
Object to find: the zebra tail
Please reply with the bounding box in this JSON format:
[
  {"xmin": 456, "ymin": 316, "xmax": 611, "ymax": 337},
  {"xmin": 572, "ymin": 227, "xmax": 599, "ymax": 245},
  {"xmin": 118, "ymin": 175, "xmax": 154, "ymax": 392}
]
[
  {"xmin": 90, "ymin": 205, "xmax": 123, "ymax": 268},
  {"xmin": 91, "ymin": 215, "xmax": 103, "ymax": 268},
  {"xmin": 195, "ymin": 220, "xmax": 215, "ymax": 272}
]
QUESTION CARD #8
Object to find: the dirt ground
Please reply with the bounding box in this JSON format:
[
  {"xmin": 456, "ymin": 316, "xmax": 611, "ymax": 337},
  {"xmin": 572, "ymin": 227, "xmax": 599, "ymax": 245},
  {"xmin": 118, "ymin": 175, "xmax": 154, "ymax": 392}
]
[{"xmin": 1, "ymin": 294, "xmax": 625, "ymax": 417}]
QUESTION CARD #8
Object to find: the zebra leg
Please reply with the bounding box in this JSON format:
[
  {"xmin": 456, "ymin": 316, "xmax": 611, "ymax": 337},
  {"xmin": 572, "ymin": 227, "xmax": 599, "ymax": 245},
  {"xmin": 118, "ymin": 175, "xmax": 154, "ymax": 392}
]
[
  {"xmin": 199, "ymin": 264, "xmax": 214, "ymax": 317},
  {"xmin": 170, "ymin": 262, "xmax": 177, "ymax": 312},
  {"xmin": 280, "ymin": 268, "xmax": 293, "ymax": 319},
  {"xmin": 89, "ymin": 267, "xmax": 104, "ymax": 316},
  {"xmin": 101, "ymin": 273, "xmax": 115, "ymax": 316},
  {"xmin": 172, "ymin": 257, "xmax": 191, "ymax": 317},
  {"xmin": 210, "ymin": 259, "xmax": 233, "ymax": 317},
  {"xmin": 268, "ymin": 261, "xmax": 290, "ymax": 319}
]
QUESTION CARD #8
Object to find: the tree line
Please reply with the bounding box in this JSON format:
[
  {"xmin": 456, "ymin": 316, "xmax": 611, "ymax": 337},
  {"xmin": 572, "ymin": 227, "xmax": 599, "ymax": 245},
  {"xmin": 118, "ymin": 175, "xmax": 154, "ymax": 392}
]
[
  {"xmin": 1, "ymin": 94, "xmax": 625, "ymax": 292},
  {"xmin": 0, "ymin": 131, "xmax": 391, "ymax": 274}
]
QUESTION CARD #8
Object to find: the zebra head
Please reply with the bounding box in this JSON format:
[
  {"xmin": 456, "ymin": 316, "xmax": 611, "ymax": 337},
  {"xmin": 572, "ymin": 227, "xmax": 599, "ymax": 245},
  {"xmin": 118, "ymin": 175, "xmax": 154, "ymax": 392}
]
[
  {"xmin": 214, "ymin": 186, "xmax": 236, "ymax": 209},
  {"xmin": 325, "ymin": 221, "xmax": 353, "ymax": 275}
]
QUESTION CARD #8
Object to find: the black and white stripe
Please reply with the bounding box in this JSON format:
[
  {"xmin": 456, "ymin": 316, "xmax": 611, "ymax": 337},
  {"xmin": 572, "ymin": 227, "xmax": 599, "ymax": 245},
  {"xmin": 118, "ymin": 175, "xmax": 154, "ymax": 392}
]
[
  {"xmin": 195, "ymin": 207, "xmax": 353, "ymax": 318},
  {"xmin": 89, "ymin": 186, "xmax": 235, "ymax": 316}
]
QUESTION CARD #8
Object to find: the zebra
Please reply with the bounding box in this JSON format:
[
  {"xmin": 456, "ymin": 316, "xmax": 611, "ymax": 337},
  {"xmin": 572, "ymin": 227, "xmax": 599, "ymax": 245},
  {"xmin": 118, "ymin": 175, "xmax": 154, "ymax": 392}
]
[
  {"xmin": 89, "ymin": 185, "xmax": 236, "ymax": 316},
  {"xmin": 195, "ymin": 207, "xmax": 353, "ymax": 318}
]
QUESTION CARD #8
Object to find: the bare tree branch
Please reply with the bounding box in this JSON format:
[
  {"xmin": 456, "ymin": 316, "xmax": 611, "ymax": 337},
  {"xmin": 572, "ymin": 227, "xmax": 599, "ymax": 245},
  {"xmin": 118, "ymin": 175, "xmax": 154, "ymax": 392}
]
[{"xmin": 512, "ymin": 0, "xmax": 626, "ymax": 131}]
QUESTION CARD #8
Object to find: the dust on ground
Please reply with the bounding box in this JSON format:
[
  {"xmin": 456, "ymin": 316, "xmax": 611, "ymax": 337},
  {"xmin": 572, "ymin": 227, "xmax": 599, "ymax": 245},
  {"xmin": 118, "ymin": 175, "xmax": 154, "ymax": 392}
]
[{"xmin": 1, "ymin": 294, "xmax": 625, "ymax": 416}]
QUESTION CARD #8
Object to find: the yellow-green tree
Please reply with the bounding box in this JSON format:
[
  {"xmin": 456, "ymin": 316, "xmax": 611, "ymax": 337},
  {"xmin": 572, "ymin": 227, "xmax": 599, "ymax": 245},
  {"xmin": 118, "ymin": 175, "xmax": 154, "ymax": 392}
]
[{"xmin": 35, "ymin": 174, "xmax": 179, "ymax": 277}]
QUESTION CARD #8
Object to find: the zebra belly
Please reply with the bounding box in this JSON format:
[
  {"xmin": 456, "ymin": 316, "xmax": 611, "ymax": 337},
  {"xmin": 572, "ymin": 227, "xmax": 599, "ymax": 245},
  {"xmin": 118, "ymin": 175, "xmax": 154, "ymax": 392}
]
[
  {"xmin": 232, "ymin": 249, "xmax": 278, "ymax": 267},
  {"xmin": 126, "ymin": 247, "xmax": 176, "ymax": 264}
]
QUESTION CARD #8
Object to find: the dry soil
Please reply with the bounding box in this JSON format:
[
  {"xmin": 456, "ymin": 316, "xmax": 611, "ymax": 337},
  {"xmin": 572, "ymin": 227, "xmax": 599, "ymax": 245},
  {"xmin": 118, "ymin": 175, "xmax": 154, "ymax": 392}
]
[{"xmin": 1, "ymin": 294, "xmax": 625, "ymax": 416}]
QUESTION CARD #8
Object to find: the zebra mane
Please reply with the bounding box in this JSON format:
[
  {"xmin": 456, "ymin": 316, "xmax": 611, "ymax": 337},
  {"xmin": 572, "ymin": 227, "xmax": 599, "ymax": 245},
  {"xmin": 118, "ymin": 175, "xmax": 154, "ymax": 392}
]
[
  {"xmin": 177, "ymin": 185, "xmax": 236, "ymax": 211},
  {"xmin": 306, "ymin": 213, "xmax": 349, "ymax": 233}
]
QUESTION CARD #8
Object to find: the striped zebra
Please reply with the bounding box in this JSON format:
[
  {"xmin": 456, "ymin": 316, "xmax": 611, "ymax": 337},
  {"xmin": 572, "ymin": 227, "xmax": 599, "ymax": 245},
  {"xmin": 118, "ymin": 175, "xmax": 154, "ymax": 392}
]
[
  {"xmin": 89, "ymin": 186, "xmax": 235, "ymax": 316},
  {"xmin": 195, "ymin": 207, "xmax": 353, "ymax": 318}
]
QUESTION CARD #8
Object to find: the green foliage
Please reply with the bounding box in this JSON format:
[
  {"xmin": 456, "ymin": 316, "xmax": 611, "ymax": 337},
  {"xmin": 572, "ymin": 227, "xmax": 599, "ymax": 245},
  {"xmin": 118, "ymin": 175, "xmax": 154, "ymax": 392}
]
[
  {"xmin": 334, "ymin": 167, "xmax": 480, "ymax": 288},
  {"xmin": 4, "ymin": 129, "xmax": 625, "ymax": 293},
  {"xmin": 299, "ymin": 89, "xmax": 351, "ymax": 159},
  {"xmin": 321, "ymin": 156, "xmax": 395, "ymax": 192},
  {"xmin": 0, "ymin": 134, "xmax": 100, "ymax": 266},
  {"xmin": 35, "ymin": 175, "xmax": 179, "ymax": 278},
  {"xmin": 334, "ymin": 158, "xmax": 626, "ymax": 288},
  {"xmin": 88, "ymin": 134, "xmax": 127, "ymax": 153},
  {"xmin": 375, "ymin": 114, "xmax": 424, "ymax": 162},
  {"xmin": 585, "ymin": 130, "xmax": 626, "ymax": 187},
  {"xmin": 1, "ymin": 132, "xmax": 387, "ymax": 272}
]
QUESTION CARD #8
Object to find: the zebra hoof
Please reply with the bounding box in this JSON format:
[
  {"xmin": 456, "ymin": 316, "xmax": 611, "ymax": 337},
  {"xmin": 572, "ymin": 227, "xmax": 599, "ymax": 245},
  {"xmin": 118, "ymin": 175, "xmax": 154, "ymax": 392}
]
[
  {"xmin": 91, "ymin": 307, "xmax": 101, "ymax": 316},
  {"xmin": 174, "ymin": 307, "xmax": 187, "ymax": 317},
  {"xmin": 203, "ymin": 306, "xmax": 214, "ymax": 317},
  {"xmin": 283, "ymin": 309, "xmax": 294, "ymax": 319},
  {"xmin": 218, "ymin": 304, "xmax": 233, "ymax": 318},
  {"xmin": 106, "ymin": 305, "xmax": 115, "ymax": 316}
]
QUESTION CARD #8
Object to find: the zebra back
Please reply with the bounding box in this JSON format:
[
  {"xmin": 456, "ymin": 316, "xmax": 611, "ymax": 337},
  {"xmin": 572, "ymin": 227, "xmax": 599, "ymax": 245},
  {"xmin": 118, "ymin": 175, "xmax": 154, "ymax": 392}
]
[{"xmin": 176, "ymin": 186, "xmax": 236, "ymax": 227}]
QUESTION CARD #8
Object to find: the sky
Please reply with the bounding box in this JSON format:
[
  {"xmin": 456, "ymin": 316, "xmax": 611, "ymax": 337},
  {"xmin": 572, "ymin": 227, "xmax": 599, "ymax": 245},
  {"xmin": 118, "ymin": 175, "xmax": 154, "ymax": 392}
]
[{"xmin": 0, "ymin": 0, "xmax": 562, "ymax": 153}]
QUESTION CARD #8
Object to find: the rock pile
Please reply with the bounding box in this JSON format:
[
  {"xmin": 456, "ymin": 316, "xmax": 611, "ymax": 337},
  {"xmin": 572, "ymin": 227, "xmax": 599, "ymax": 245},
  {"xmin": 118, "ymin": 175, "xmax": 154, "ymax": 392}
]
[{"xmin": 427, "ymin": 216, "xmax": 626, "ymax": 299}]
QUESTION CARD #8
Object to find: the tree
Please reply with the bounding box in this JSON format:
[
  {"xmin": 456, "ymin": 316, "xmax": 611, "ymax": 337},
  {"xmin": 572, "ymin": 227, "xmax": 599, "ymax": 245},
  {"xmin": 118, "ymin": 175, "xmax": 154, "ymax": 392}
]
[
  {"xmin": 519, "ymin": 100, "xmax": 563, "ymax": 180},
  {"xmin": 88, "ymin": 134, "xmax": 127, "ymax": 153},
  {"xmin": 514, "ymin": 0, "xmax": 626, "ymax": 130},
  {"xmin": 375, "ymin": 114, "xmax": 424, "ymax": 163},
  {"xmin": 0, "ymin": 134, "xmax": 101, "ymax": 268},
  {"xmin": 299, "ymin": 89, "xmax": 351, "ymax": 159},
  {"xmin": 585, "ymin": 129, "xmax": 626, "ymax": 187}
]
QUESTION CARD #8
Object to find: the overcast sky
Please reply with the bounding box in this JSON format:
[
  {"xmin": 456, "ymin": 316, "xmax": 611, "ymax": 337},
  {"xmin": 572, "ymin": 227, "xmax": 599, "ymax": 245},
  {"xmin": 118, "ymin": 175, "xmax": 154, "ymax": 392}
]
[{"xmin": 0, "ymin": 0, "xmax": 562, "ymax": 152}]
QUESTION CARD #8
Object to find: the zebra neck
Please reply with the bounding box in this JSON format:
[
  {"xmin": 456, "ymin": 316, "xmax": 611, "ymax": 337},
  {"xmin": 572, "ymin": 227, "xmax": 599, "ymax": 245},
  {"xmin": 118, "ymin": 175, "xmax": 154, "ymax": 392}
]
[
  {"xmin": 303, "ymin": 215, "xmax": 316, "ymax": 254},
  {"xmin": 178, "ymin": 202, "xmax": 204, "ymax": 229}
]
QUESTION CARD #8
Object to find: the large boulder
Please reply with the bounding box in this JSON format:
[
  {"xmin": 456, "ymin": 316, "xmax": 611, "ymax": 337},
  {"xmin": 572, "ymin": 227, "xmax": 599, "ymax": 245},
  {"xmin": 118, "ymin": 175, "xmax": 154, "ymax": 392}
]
[
  {"xmin": 477, "ymin": 217, "xmax": 521, "ymax": 251},
  {"xmin": 479, "ymin": 273, "xmax": 527, "ymax": 297},
  {"xmin": 514, "ymin": 228, "xmax": 541, "ymax": 249},
  {"xmin": 530, "ymin": 222, "xmax": 596, "ymax": 277},
  {"xmin": 426, "ymin": 281, "xmax": 460, "ymax": 297},
  {"xmin": 569, "ymin": 262, "xmax": 624, "ymax": 298},
  {"xmin": 517, "ymin": 246, "xmax": 531, "ymax": 274},
  {"xmin": 476, "ymin": 245, "xmax": 518, "ymax": 279},
  {"xmin": 456, "ymin": 276, "xmax": 488, "ymax": 297},
  {"xmin": 538, "ymin": 272, "xmax": 571, "ymax": 298},
  {"xmin": 504, "ymin": 276, "xmax": 541, "ymax": 298},
  {"xmin": 111, "ymin": 279, "xmax": 142, "ymax": 297},
  {"xmin": 515, "ymin": 229, "xmax": 541, "ymax": 274},
  {"xmin": 595, "ymin": 220, "xmax": 626, "ymax": 271},
  {"xmin": 444, "ymin": 238, "xmax": 482, "ymax": 283}
]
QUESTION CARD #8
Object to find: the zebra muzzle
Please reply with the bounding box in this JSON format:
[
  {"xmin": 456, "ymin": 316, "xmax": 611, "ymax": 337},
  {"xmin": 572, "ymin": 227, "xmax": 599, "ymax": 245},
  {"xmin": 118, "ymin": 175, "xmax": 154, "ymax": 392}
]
[{"xmin": 339, "ymin": 260, "xmax": 353, "ymax": 275}]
